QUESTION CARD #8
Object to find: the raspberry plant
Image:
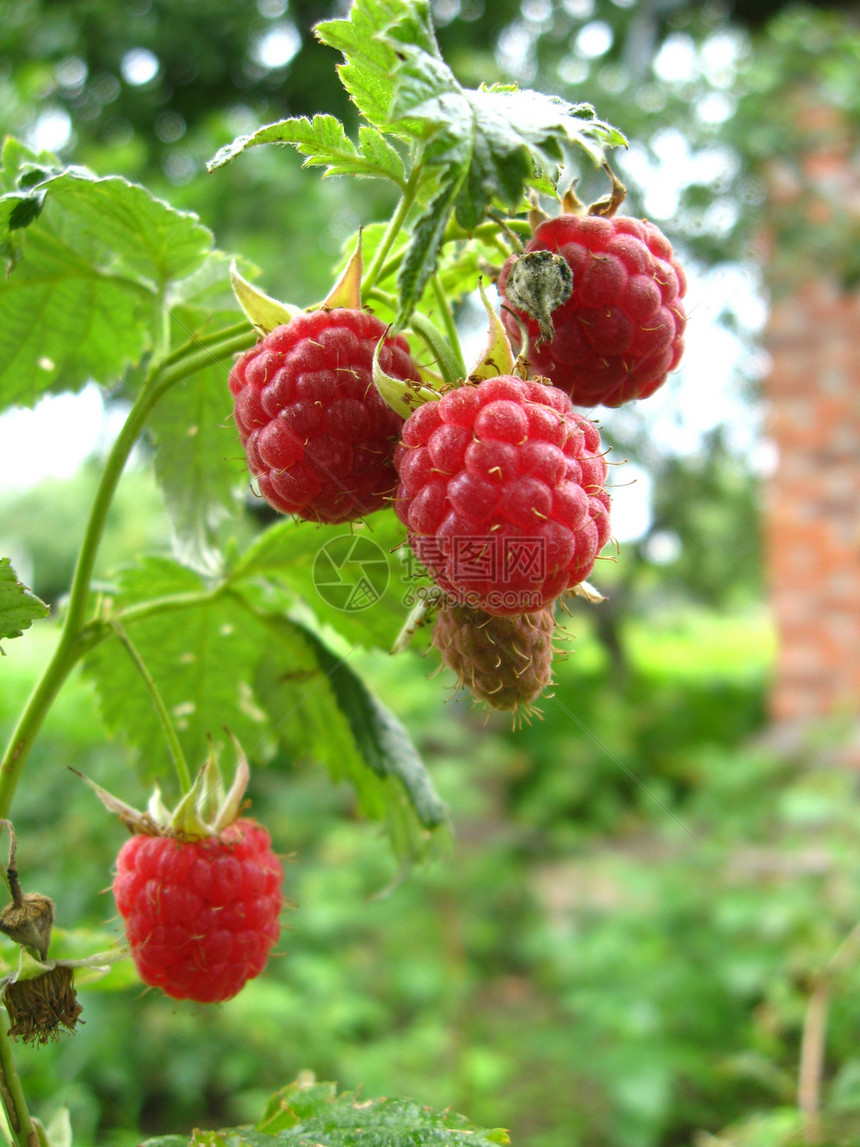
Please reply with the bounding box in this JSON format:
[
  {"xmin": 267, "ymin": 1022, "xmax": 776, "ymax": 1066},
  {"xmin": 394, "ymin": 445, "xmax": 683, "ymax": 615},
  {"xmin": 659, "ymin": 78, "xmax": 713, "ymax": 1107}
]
[{"xmin": 0, "ymin": 0, "xmax": 688, "ymax": 1142}]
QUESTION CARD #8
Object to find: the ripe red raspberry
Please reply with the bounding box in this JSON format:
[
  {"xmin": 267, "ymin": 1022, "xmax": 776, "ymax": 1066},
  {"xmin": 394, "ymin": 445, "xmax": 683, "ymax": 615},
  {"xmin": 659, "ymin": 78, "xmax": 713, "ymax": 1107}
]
[
  {"xmin": 229, "ymin": 310, "xmax": 419, "ymax": 523},
  {"xmin": 113, "ymin": 819, "xmax": 284, "ymax": 1004},
  {"xmin": 498, "ymin": 214, "xmax": 687, "ymax": 407},
  {"xmin": 394, "ymin": 376, "xmax": 610, "ymax": 615},
  {"xmin": 433, "ymin": 601, "xmax": 556, "ymax": 712}
]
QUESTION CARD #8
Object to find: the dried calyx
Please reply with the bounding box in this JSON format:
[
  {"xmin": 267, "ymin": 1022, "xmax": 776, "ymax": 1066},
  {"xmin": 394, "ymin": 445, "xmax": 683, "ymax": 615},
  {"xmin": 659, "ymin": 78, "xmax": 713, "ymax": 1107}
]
[
  {"xmin": 0, "ymin": 820, "xmax": 54, "ymax": 962},
  {"xmin": 5, "ymin": 966, "xmax": 82, "ymax": 1046}
]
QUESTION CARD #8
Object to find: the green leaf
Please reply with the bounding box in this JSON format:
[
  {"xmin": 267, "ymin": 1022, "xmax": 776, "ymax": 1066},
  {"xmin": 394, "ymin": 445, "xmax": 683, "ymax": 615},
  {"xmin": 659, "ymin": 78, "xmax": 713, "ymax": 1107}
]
[
  {"xmin": 146, "ymin": 351, "xmax": 242, "ymax": 563},
  {"xmin": 0, "ymin": 558, "xmax": 49, "ymax": 641},
  {"xmin": 0, "ymin": 154, "xmax": 214, "ymax": 410},
  {"xmin": 314, "ymin": 0, "xmax": 406, "ymax": 128},
  {"xmin": 311, "ymin": 0, "xmax": 624, "ymax": 327},
  {"xmin": 396, "ymin": 172, "xmax": 464, "ymax": 328},
  {"xmin": 26, "ymin": 168, "xmax": 213, "ymax": 285},
  {"xmin": 0, "ymin": 220, "xmax": 153, "ymax": 408},
  {"xmin": 301, "ymin": 625, "xmax": 448, "ymax": 831},
  {"xmin": 259, "ymin": 1077, "xmax": 510, "ymax": 1143},
  {"xmin": 248, "ymin": 608, "xmax": 448, "ymax": 861},
  {"xmin": 143, "ymin": 1078, "xmax": 511, "ymax": 1145},
  {"xmin": 81, "ymin": 559, "xmax": 276, "ymax": 784},
  {"xmin": 230, "ymin": 514, "xmax": 411, "ymax": 653},
  {"xmin": 357, "ymin": 126, "xmax": 407, "ymax": 186},
  {"xmin": 377, "ymin": 2, "xmax": 626, "ymax": 228},
  {"xmin": 83, "ymin": 554, "xmax": 445, "ymax": 859},
  {"xmin": 208, "ymin": 117, "xmax": 406, "ymax": 188}
]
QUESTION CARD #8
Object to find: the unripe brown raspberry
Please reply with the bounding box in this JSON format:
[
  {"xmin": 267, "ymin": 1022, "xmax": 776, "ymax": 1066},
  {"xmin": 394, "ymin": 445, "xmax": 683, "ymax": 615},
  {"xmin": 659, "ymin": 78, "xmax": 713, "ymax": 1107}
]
[{"xmin": 433, "ymin": 602, "xmax": 556, "ymax": 712}]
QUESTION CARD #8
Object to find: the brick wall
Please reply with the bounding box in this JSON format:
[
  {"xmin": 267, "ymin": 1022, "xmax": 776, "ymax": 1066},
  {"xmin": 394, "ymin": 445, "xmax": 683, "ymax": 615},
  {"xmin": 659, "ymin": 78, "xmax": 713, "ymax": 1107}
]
[
  {"xmin": 764, "ymin": 281, "xmax": 860, "ymax": 745},
  {"xmin": 759, "ymin": 94, "xmax": 859, "ymax": 758}
]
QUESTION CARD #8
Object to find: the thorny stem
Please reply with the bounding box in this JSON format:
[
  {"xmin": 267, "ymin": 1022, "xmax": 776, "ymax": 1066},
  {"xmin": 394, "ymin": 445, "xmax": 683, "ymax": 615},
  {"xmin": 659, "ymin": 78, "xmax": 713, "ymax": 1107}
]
[
  {"xmin": 110, "ymin": 622, "xmax": 193, "ymax": 795},
  {"xmin": 0, "ymin": 1019, "xmax": 37, "ymax": 1147},
  {"xmin": 0, "ymin": 329, "xmax": 252, "ymax": 821},
  {"xmin": 798, "ymin": 919, "xmax": 860, "ymax": 1144}
]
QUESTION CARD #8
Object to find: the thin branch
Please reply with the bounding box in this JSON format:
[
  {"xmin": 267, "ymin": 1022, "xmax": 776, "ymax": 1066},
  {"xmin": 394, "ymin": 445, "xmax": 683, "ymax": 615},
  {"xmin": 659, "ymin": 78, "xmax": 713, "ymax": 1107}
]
[{"xmin": 798, "ymin": 919, "xmax": 860, "ymax": 1143}]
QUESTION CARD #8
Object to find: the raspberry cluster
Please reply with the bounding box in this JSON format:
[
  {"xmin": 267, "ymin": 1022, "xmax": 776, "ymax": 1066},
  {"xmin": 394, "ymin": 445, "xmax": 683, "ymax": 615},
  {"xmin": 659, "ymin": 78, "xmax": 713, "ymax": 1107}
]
[
  {"xmin": 113, "ymin": 819, "xmax": 284, "ymax": 1004},
  {"xmin": 499, "ymin": 213, "xmax": 687, "ymax": 407},
  {"xmin": 229, "ymin": 309, "xmax": 420, "ymax": 523},
  {"xmin": 394, "ymin": 376, "xmax": 610, "ymax": 616}
]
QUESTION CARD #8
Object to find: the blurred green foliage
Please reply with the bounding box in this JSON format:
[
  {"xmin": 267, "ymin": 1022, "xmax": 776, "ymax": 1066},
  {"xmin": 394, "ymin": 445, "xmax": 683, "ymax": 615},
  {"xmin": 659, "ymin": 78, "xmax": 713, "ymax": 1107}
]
[
  {"xmin": 4, "ymin": 597, "xmax": 860, "ymax": 1147},
  {"xmin": 1, "ymin": 459, "xmax": 171, "ymax": 605}
]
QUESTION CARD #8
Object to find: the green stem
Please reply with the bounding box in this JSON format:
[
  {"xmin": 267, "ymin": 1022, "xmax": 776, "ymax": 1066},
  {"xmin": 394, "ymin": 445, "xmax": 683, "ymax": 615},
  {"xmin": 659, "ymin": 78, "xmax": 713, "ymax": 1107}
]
[
  {"xmin": 431, "ymin": 273, "xmax": 464, "ymax": 368},
  {"xmin": 161, "ymin": 320, "xmax": 253, "ymax": 367},
  {"xmin": 110, "ymin": 622, "xmax": 192, "ymax": 795},
  {"xmin": 0, "ymin": 1017, "xmax": 37, "ymax": 1147},
  {"xmin": 0, "ymin": 330, "xmax": 250, "ymax": 820},
  {"xmin": 366, "ymin": 288, "xmax": 465, "ymax": 384},
  {"xmin": 362, "ymin": 171, "xmax": 420, "ymax": 297},
  {"xmin": 444, "ymin": 218, "xmax": 532, "ymax": 243}
]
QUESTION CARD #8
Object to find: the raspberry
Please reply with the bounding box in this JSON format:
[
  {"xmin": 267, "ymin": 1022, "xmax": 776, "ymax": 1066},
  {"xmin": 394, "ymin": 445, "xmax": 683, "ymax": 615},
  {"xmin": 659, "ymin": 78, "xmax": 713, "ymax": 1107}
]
[
  {"xmin": 394, "ymin": 376, "xmax": 610, "ymax": 615},
  {"xmin": 113, "ymin": 819, "xmax": 284, "ymax": 1004},
  {"xmin": 498, "ymin": 214, "xmax": 687, "ymax": 407},
  {"xmin": 433, "ymin": 601, "xmax": 556, "ymax": 711},
  {"xmin": 229, "ymin": 310, "xmax": 419, "ymax": 523}
]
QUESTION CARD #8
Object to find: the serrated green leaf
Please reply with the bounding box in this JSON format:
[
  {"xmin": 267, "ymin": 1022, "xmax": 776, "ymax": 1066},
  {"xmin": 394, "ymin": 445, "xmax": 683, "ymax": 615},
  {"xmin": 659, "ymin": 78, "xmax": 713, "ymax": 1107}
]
[
  {"xmin": 0, "ymin": 154, "xmax": 215, "ymax": 409},
  {"xmin": 357, "ymin": 126, "xmax": 406, "ymax": 185},
  {"xmin": 248, "ymin": 607, "xmax": 448, "ymax": 861},
  {"xmin": 310, "ymin": 0, "xmax": 625, "ymax": 329},
  {"xmin": 258, "ymin": 1081, "xmax": 339, "ymax": 1131},
  {"xmin": 146, "ymin": 353, "xmax": 242, "ymax": 563},
  {"xmin": 230, "ymin": 514, "xmax": 411, "ymax": 653},
  {"xmin": 144, "ymin": 1079, "xmax": 510, "ymax": 1146},
  {"xmin": 376, "ymin": 3, "xmax": 626, "ymax": 232},
  {"xmin": 298, "ymin": 624, "xmax": 448, "ymax": 831},
  {"xmin": 25, "ymin": 168, "xmax": 213, "ymax": 285},
  {"xmin": 0, "ymin": 558, "xmax": 50, "ymax": 641},
  {"xmin": 209, "ymin": 117, "xmax": 406, "ymax": 188},
  {"xmin": 259, "ymin": 1078, "xmax": 511, "ymax": 1144},
  {"xmin": 82, "ymin": 554, "xmax": 444, "ymax": 859},
  {"xmin": 314, "ymin": 0, "xmax": 406, "ymax": 129},
  {"xmin": 396, "ymin": 173, "xmax": 464, "ymax": 328},
  {"xmin": 82, "ymin": 559, "xmax": 276, "ymax": 785},
  {"xmin": 0, "ymin": 222, "xmax": 153, "ymax": 408}
]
